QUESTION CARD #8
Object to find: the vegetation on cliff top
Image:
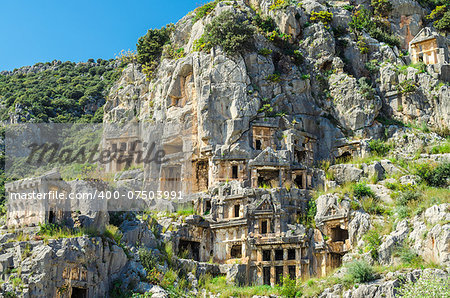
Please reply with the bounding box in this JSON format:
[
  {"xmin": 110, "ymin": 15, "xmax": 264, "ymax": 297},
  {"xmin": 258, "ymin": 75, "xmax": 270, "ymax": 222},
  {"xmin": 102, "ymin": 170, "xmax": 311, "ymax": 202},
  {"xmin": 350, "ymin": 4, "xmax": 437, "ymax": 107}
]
[
  {"xmin": 136, "ymin": 25, "xmax": 174, "ymax": 77},
  {"xmin": 0, "ymin": 59, "xmax": 120, "ymax": 123},
  {"xmin": 194, "ymin": 11, "xmax": 255, "ymax": 55}
]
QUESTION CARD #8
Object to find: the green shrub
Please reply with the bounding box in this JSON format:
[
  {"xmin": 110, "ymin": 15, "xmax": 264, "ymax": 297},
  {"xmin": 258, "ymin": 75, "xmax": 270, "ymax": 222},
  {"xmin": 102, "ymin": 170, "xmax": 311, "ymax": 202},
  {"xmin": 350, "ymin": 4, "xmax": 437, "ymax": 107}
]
[
  {"xmin": 434, "ymin": 11, "xmax": 450, "ymax": 32},
  {"xmin": 109, "ymin": 279, "xmax": 132, "ymax": 298},
  {"xmin": 396, "ymin": 205, "xmax": 410, "ymax": 219},
  {"xmin": 258, "ymin": 48, "xmax": 273, "ymax": 56},
  {"xmin": 369, "ymin": 139, "xmax": 391, "ymax": 156},
  {"xmin": 310, "ymin": 11, "xmax": 334, "ymax": 25},
  {"xmin": 137, "ymin": 25, "xmax": 172, "ymax": 66},
  {"xmin": 176, "ymin": 207, "xmax": 195, "ymax": 216},
  {"xmin": 277, "ymin": 275, "xmax": 301, "ymax": 297},
  {"xmin": 104, "ymin": 224, "xmax": 122, "ymax": 243},
  {"xmin": 252, "ymin": 13, "xmax": 277, "ymax": 33},
  {"xmin": 147, "ymin": 267, "xmax": 163, "ymax": 285},
  {"xmin": 397, "ymin": 79, "xmax": 418, "ymax": 94},
  {"xmin": 365, "ymin": 60, "xmax": 380, "ymax": 73},
  {"xmin": 396, "ymin": 245, "xmax": 423, "ymax": 266},
  {"xmin": 397, "ymin": 271, "xmax": 450, "ymax": 297},
  {"xmin": 427, "ymin": 5, "xmax": 450, "ymax": 33},
  {"xmin": 427, "ymin": 5, "xmax": 447, "ymax": 20},
  {"xmin": 429, "ymin": 162, "xmax": 450, "ymax": 187},
  {"xmin": 270, "ymin": 0, "xmax": 298, "ymax": 11},
  {"xmin": 306, "ymin": 198, "xmax": 317, "ymax": 228},
  {"xmin": 266, "ymin": 73, "xmax": 282, "ymax": 83},
  {"xmin": 345, "ymin": 260, "xmax": 375, "ymax": 283},
  {"xmin": 396, "ymin": 190, "xmax": 421, "ymax": 206},
  {"xmin": 139, "ymin": 248, "xmax": 158, "ymax": 272},
  {"xmin": 414, "ymin": 162, "xmax": 450, "ymax": 187},
  {"xmin": 358, "ymin": 77, "xmax": 375, "ymax": 99},
  {"xmin": 161, "ymin": 268, "xmax": 178, "ymax": 288},
  {"xmin": 349, "ymin": 9, "xmax": 372, "ymax": 31},
  {"xmin": 164, "ymin": 241, "xmax": 175, "ymax": 265},
  {"xmin": 371, "ymin": 0, "xmax": 393, "ymax": 16},
  {"xmin": 353, "ymin": 183, "xmax": 376, "ymax": 199},
  {"xmin": 364, "ymin": 230, "xmax": 381, "ymax": 260},
  {"xmin": 266, "ymin": 30, "xmax": 292, "ymax": 43},
  {"xmin": 361, "ymin": 197, "xmax": 384, "ymax": 215},
  {"xmin": 349, "ymin": 9, "xmax": 400, "ymax": 47},
  {"xmin": 343, "ymin": 5, "xmax": 354, "ymax": 11},
  {"xmin": 195, "ymin": 11, "xmax": 255, "ymax": 55},
  {"xmin": 292, "ymin": 50, "xmax": 304, "ymax": 65},
  {"xmin": 162, "ymin": 44, "xmax": 185, "ymax": 60},
  {"xmin": 357, "ymin": 37, "xmax": 369, "ymax": 54},
  {"xmin": 430, "ymin": 139, "xmax": 450, "ymax": 154},
  {"xmin": 192, "ymin": 0, "xmax": 220, "ymax": 23}
]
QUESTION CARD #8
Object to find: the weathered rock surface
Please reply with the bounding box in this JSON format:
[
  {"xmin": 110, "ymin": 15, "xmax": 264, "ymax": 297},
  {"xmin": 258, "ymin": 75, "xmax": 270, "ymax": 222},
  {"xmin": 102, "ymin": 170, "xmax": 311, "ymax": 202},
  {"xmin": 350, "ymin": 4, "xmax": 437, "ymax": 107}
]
[
  {"xmin": 378, "ymin": 220, "xmax": 409, "ymax": 265},
  {"xmin": 0, "ymin": 236, "xmax": 129, "ymax": 297},
  {"xmin": 329, "ymin": 164, "xmax": 364, "ymax": 185},
  {"xmin": 348, "ymin": 210, "xmax": 371, "ymax": 246},
  {"xmin": 319, "ymin": 268, "xmax": 448, "ymax": 298},
  {"xmin": 409, "ymin": 204, "xmax": 450, "ymax": 265},
  {"xmin": 328, "ymin": 73, "xmax": 382, "ymax": 131}
]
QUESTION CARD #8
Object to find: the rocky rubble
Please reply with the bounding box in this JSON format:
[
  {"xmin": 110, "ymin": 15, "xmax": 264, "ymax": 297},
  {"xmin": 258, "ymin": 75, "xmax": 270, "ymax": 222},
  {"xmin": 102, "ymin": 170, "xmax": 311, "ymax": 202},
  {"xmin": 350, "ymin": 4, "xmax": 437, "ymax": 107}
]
[
  {"xmin": 0, "ymin": 236, "xmax": 128, "ymax": 297},
  {"xmin": 318, "ymin": 268, "xmax": 448, "ymax": 298}
]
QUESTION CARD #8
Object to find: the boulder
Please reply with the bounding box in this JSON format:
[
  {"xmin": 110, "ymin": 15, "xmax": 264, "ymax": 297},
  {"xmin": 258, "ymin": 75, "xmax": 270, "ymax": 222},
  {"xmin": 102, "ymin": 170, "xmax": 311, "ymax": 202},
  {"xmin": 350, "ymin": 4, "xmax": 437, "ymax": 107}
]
[
  {"xmin": 424, "ymin": 204, "xmax": 450, "ymax": 225},
  {"xmin": 120, "ymin": 220, "xmax": 158, "ymax": 248},
  {"xmin": 348, "ymin": 210, "xmax": 371, "ymax": 246},
  {"xmin": 225, "ymin": 264, "xmax": 247, "ymax": 286},
  {"xmin": 328, "ymin": 73, "xmax": 382, "ymax": 131},
  {"xmin": 368, "ymin": 184, "xmax": 393, "ymax": 204},
  {"xmin": 149, "ymin": 285, "xmax": 169, "ymax": 298},
  {"xmin": 399, "ymin": 175, "xmax": 419, "ymax": 186},
  {"xmin": 409, "ymin": 206, "xmax": 450, "ymax": 265},
  {"xmin": 315, "ymin": 193, "xmax": 350, "ymax": 220},
  {"xmin": 329, "ymin": 164, "xmax": 364, "ymax": 185},
  {"xmin": 378, "ymin": 220, "xmax": 409, "ymax": 265},
  {"xmin": 380, "ymin": 160, "xmax": 404, "ymax": 176},
  {"xmin": 366, "ymin": 162, "xmax": 385, "ymax": 181}
]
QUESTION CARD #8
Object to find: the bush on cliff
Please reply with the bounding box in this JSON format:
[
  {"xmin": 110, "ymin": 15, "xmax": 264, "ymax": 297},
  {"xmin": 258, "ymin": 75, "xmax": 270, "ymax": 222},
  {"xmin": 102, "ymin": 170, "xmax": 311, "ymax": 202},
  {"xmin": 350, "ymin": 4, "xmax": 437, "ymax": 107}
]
[
  {"xmin": 414, "ymin": 162, "xmax": 450, "ymax": 188},
  {"xmin": 344, "ymin": 260, "xmax": 375, "ymax": 284},
  {"xmin": 194, "ymin": 11, "xmax": 255, "ymax": 55}
]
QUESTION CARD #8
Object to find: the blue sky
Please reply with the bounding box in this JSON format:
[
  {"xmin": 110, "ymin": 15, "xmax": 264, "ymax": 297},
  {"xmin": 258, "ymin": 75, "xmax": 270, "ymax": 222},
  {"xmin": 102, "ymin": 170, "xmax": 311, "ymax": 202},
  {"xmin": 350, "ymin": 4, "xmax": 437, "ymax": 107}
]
[{"xmin": 0, "ymin": 0, "xmax": 201, "ymax": 71}]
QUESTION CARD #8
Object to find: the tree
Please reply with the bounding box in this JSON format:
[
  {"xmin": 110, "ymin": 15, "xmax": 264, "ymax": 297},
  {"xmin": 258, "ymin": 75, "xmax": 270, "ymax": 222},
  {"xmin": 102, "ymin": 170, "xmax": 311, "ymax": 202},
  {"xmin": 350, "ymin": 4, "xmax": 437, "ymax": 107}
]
[
  {"xmin": 136, "ymin": 26, "xmax": 172, "ymax": 65},
  {"xmin": 196, "ymin": 11, "xmax": 255, "ymax": 55},
  {"xmin": 435, "ymin": 10, "xmax": 450, "ymax": 32}
]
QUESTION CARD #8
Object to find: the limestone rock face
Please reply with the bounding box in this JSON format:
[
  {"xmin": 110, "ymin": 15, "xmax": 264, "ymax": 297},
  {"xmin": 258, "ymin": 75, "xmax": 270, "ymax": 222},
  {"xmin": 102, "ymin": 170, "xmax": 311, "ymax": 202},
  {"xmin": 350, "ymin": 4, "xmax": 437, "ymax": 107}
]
[
  {"xmin": 104, "ymin": 63, "xmax": 148, "ymax": 123},
  {"xmin": 0, "ymin": 236, "xmax": 129, "ymax": 297},
  {"xmin": 328, "ymin": 73, "xmax": 382, "ymax": 131},
  {"xmin": 225, "ymin": 264, "xmax": 247, "ymax": 286},
  {"xmin": 329, "ymin": 164, "xmax": 364, "ymax": 185},
  {"xmin": 378, "ymin": 220, "xmax": 410, "ymax": 265},
  {"xmin": 388, "ymin": 0, "xmax": 426, "ymax": 49},
  {"xmin": 409, "ymin": 204, "xmax": 450, "ymax": 265},
  {"xmin": 5, "ymin": 0, "xmax": 450, "ymax": 295},
  {"xmin": 348, "ymin": 210, "xmax": 371, "ymax": 246},
  {"xmin": 302, "ymin": 23, "xmax": 335, "ymax": 60},
  {"xmin": 120, "ymin": 219, "xmax": 158, "ymax": 248},
  {"xmin": 424, "ymin": 204, "xmax": 450, "ymax": 225},
  {"xmin": 379, "ymin": 64, "xmax": 450, "ymax": 130},
  {"xmin": 315, "ymin": 193, "xmax": 348, "ymax": 220}
]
